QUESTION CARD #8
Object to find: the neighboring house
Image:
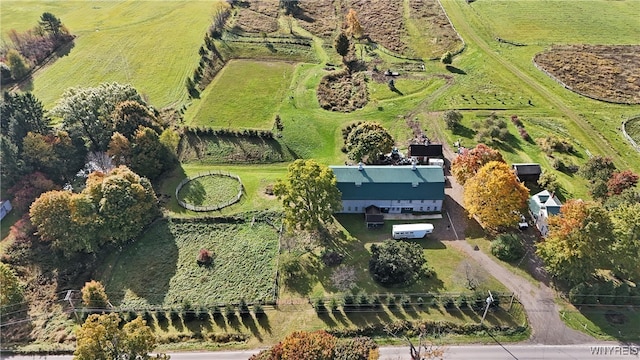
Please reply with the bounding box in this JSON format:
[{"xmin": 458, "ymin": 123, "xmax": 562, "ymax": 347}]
[
  {"xmin": 408, "ymin": 144, "xmax": 443, "ymax": 164},
  {"xmin": 528, "ymin": 190, "xmax": 562, "ymax": 237},
  {"xmin": 512, "ymin": 163, "xmax": 542, "ymax": 183},
  {"xmin": 330, "ymin": 164, "xmax": 446, "ymax": 216},
  {"xmin": 0, "ymin": 200, "xmax": 12, "ymax": 221}
]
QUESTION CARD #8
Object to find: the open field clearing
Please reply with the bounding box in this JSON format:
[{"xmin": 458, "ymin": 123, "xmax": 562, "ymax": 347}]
[
  {"xmin": 177, "ymin": 174, "xmax": 242, "ymax": 208},
  {"xmin": 1, "ymin": 1, "xmax": 215, "ymax": 108},
  {"xmin": 184, "ymin": 60, "xmax": 296, "ymax": 129},
  {"xmin": 101, "ymin": 218, "xmax": 279, "ymax": 308},
  {"xmin": 468, "ymin": 0, "xmax": 640, "ymax": 45}
]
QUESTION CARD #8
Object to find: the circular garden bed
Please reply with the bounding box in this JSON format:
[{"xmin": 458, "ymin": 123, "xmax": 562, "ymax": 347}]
[{"xmin": 176, "ymin": 172, "xmax": 243, "ymax": 211}]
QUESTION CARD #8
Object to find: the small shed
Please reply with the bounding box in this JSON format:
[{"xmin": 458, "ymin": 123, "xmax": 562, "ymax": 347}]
[
  {"xmin": 365, "ymin": 205, "xmax": 384, "ymax": 228},
  {"xmin": 0, "ymin": 200, "xmax": 13, "ymax": 221},
  {"xmin": 512, "ymin": 163, "xmax": 542, "ymax": 183}
]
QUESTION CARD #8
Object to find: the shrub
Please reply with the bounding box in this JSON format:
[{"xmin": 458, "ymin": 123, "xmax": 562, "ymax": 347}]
[
  {"xmin": 442, "ymin": 296, "xmax": 455, "ymax": 310},
  {"xmin": 585, "ymin": 284, "xmax": 599, "ymax": 305},
  {"xmin": 518, "ymin": 127, "xmax": 530, "ymax": 141},
  {"xmin": 400, "ymin": 295, "xmax": 411, "ymax": 308},
  {"xmin": 457, "ymin": 294, "xmax": 469, "ymax": 309},
  {"xmin": 196, "ymin": 248, "xmax": 213, "ymax": 265},
  {"xmin": 328, "ymin": 298, "xmax": 339, "ymax": 312},
  {"xmin": 321, "ymin": 251, "xmax": 344, "ymax": 266},
  {"xmin": 371, "ymin": 296, "xmax": 382, "ymax": 309},
  {"xmin": 510, "ymin": 115, "xmax": 523, "ymax": 127},
  {"xmin": 537, "ymin": 136, "xmax": 574, "ymax": 154},
  {"xmin": 386, "ymin": 295, "xmax": 397, "ymax": 309},
  {"xmin": 343, "ymin": 293, "xmax": 355, "ymax": 312},
  {"xmin": 357, "ymin": 292, "xmax": 370, "ymax": 309},
  {"xmin": 369, "ymin": 240, "xmax": 426, "ymax": 286},
  {"xmin": 253, "ymin": 303, "xmax": 265, "ymax": 317},
  {"xmin": 183, "ymin": 301, "xmax": 195, "ymax": 322},
  {"xmin": 81, "ymin": 280, "xmax": 109, "ymax": 309},
  {"xmin": 224, "ymin": 303, "xmax": 235, "ymax": 318},
  {"xmin": 238, "ymin": 298, "xmax": 250, "ymax": 315},
  {"xmin": 334, "ymin": 337, "xmax": 379, "ymax": 360},
  {"xmin": 211, "ymin": 305, "xmax": 221, "ymax": 318},
  {"xmin": 472, "ymin": 291, "xmax": 485, "ymax": 312},
  {"xmin": 197, "ymin": 307, "xmax": 209, "ymax": 321},
  {"xmin": 155, "ymin": 310, "xmax": 167, "ymax": 322},
  {"xmin": 313, "ymin": 297, "xmax": 326, "ymax": 313},
  {"xmin": 491, "ymin": 233, "xmax": 525, "ymax": 261}
]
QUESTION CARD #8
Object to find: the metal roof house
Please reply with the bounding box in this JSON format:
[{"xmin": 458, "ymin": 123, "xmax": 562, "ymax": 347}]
[
  {"xmin": 329, "ymin": 164, "xmax": 445, "ymax": 215},
  {"xmin": 528, "ymin": 190, "xmax": 562, "ymax": 237}
]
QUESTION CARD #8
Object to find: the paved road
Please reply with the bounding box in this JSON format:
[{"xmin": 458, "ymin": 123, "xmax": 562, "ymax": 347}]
[{"xmin": 3, "ymin": 344, "xmax": 639, "ymax": 360}]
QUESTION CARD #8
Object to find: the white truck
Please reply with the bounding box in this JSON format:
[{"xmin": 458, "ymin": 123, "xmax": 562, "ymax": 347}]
[{"xmin": 392, "ymin": 223, "xmax": 434, "ymax": 239}]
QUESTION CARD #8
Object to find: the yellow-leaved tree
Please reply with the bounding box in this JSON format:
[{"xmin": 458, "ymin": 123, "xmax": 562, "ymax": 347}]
[{"xmin": 463, "ymin": 161, "xmax": 529, "ymax": 230}]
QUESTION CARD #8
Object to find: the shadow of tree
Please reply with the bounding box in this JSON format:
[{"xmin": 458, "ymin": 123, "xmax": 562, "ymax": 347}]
[{"xmin": 446, "ymin": 65, "xmax": 467, "ymax": 75}]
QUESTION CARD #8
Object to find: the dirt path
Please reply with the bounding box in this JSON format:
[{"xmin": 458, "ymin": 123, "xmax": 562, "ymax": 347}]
[{"xmin": 439, "ymin": 144, "xmax": 593, "ymax": 344}]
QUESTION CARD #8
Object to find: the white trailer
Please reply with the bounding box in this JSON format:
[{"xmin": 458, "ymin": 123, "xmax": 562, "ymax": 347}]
[{"xmin": 392, "ymin": 223, "xmax": 434, "ymax": 239}]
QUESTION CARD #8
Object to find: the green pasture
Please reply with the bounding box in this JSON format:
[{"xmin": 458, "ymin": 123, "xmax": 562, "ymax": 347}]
[
  {"xmin": 100, "ymin": 219, "xmax": 279, "ymax": 308},
  {"xmin": 1, "ymin": 0, "xmax": 216, "ymax": 108},
  {"xmin": 177, "ymin": 174, "xmax": 242, "ymax": 207},
  {"xmin": 469, "ymin": 0, "xmax": 640, "ymax": 45},
  {"xmin": 159, "ymin": 163, "xmax": 285, "ymax": 218},
  {"xmin": 184, "ymin": 60, "xmax": 296, "ymax": 129}
]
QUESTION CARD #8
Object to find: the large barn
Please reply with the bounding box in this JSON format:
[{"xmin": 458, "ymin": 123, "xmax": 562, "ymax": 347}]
[{"xmin": 330, "ymin": 164, "xmax": 446, "ymax": 215}]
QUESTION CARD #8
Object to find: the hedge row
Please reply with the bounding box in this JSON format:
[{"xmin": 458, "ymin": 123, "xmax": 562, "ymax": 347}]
[
  {"xmin": 184, "ymin": 126, "xmax": 274, "ymax": 139},
  {"xmin": 327, "ymin": 320, "xmax": 527, "ymax": 338}
]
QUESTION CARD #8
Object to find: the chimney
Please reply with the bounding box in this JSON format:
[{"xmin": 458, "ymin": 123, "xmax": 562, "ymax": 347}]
[{"xmin": 358, "ymin": 162, "xmax": 364, "ymax": 171}]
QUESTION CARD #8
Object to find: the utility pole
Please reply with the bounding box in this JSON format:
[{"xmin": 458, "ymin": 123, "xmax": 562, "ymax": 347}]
[{"xmin": 480, "ymin": 290, "xmax": 494, "ymax": 325}]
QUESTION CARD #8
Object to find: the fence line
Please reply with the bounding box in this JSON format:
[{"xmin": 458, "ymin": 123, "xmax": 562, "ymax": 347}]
[{"xmin": 175, "ymin": 171, "xmax": 244, "ymax": 212}]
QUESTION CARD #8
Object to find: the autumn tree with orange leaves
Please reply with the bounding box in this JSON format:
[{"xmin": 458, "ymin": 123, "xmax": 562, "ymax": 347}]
[
  {"xmin": 345, "ymin": 8, "xmax": 364, "ymax": 39},
  {"xmin": 463, "ymin": 161, "xmax": 529, "ymax": 230},
  {"xmin": 451, "ymin": 143, "xmax": 504, "ymax": 185},
  {"xmin": 536, "ymin": 200, "xmax": 615, "ymax": 285}
]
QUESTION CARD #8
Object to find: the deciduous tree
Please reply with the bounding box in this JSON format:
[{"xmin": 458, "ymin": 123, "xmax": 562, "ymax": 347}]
[
  {"xmin": 8, "ymin": 172, "xmax": 59, "ymax": 212},
  {"xmin": 51, "ymin": 82, "xmax": 143, "ymax": 150},
  {"xmin": 274, "ymin": 159, "xmax": 342, "ymax": 232},
  {"xmin": 610, "ymin": 203, "xmax": 640, "ymax": 281},
  {"xmin": 536, "ymin": 200, "xmax": 615, "ymax": 285},
  {"xmin": 451, "ymin": 143, "xmax": 504, "ymax": 185},
  {"xmin": 607, "ymin": 169, "xmax": 638, "ymax": 196},
  {"xmin": 463, "ymin": 161, "xmax": 529, "ymax": 230},
  {"xmin": 111, "ymin": 100, "xmax": 161, "ymax": 139},
  {"xmin": 345, "ymin": 122, "xmax": 394, "ymax": 163},
  {"xmin": 81, "ymin": 280, "xmax": 110, "ymax": 309},
  {"xmin": 130, "ymin": 127, "xmax": 170, "ymax": 180},
  {"xmin": 74, "ymin": 313, "xmax": 161, "ymax": 360},
  {"xmin": 6, "ymin": 49, "xmax": 30, "ymax": 80},
  {"xmin": 578, "ymin": 155, "xmax": 616, "ymax": 201},
  {"xmin": 443, "ymin": 110, "xmax": 462, "ymax": 130},
  {"xmin": 107, "ymin": 132, "xmax": 131, "ymax": 166},
  {"xmin": 345, "ymin": 9, "xmax": 364, "ymax": 39},
  {"xmin": 250, "ymin": 330, "xmax": 338, "ymax": 360},
  {"xmin": 0, "ymin": 263, "xmax": 23, "ymax": 310},
  {"xmin": 369, "ymin": 240, "xmax": 426, "ymax": 286}
]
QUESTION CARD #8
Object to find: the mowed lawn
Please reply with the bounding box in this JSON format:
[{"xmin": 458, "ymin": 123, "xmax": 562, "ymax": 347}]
[
  {"xmin": 184, "ymin": 60, "xmax": 296, "ymax": 129},
  {"xmin": 100, "ymin": 219, "xmax": 279, "ymax": 308},
  {"xmin": 469, "ymin": 0, "xmax": 640, "ymax": 45},
  {"xmin": 1, "ymin": 1, "xmax": 216, "ymax": 108}
]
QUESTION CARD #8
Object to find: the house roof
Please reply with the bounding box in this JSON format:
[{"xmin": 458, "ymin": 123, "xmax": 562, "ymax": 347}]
[
  {"xmin": 330, "ymin": 165, "xmax": 445, "ymax": 200},
  {"xmin": 529, "ymin": 190, "xmax": 562, "ymax": 216},
  {"xmin": 512, "ymin": 163, "xmax": 542, "ymax": 176},
  {"xmin": 409, "ymin": 144, "xmax": 443, "ymax": 157}
]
